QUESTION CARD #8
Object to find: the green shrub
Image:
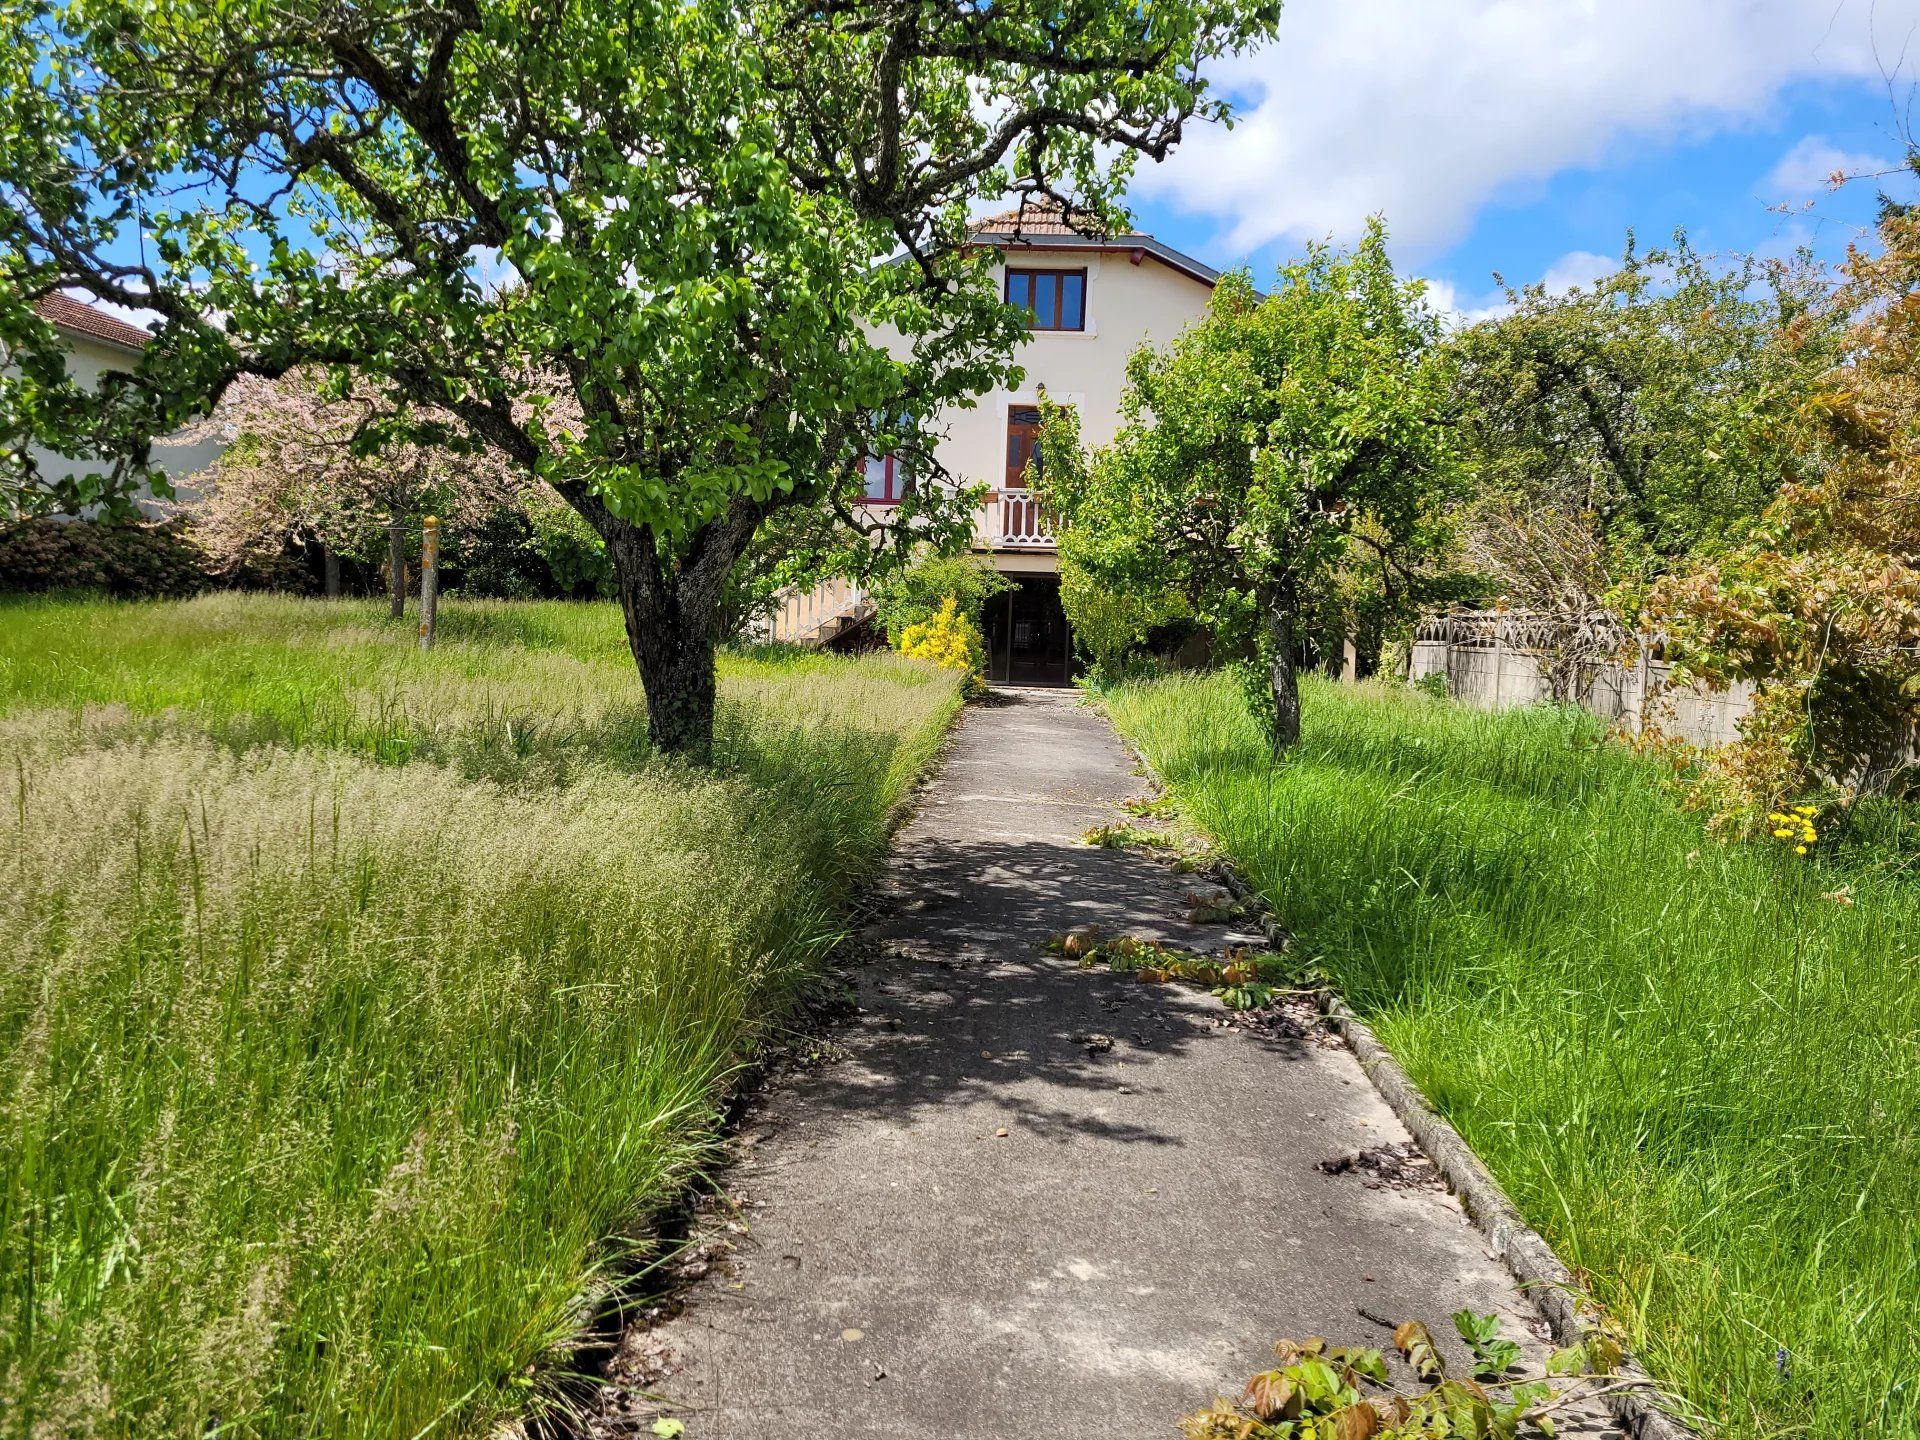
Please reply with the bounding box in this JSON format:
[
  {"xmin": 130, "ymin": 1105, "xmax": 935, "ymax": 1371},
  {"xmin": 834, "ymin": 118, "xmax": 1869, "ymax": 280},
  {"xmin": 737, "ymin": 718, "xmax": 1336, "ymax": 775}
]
[{"xmin": 1059, "ymin": 555, "xmax": 1189, "ymax": 684}]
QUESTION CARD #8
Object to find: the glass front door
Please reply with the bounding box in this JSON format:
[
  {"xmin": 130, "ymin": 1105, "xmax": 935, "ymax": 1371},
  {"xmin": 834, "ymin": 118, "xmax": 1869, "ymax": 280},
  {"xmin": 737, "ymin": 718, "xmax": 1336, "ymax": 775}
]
[{"xmin": 986, "ymin": 575, "xmax": 1072, "ymax": 686}]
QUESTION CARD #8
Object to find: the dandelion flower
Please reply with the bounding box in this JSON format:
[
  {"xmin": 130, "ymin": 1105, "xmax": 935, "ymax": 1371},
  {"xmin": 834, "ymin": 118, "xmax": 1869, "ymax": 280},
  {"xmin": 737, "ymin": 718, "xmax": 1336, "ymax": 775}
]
[{"xmin": 1796, "ymin": 845, "xmax": 1808, "ymax": 855}]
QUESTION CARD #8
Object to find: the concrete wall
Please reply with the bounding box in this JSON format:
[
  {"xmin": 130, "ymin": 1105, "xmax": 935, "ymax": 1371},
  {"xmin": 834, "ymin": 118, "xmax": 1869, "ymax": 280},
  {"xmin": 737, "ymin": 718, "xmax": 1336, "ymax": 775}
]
[{"xmin": 1408, "ymin": 618, "xmax": 1755, "ymax": 748}]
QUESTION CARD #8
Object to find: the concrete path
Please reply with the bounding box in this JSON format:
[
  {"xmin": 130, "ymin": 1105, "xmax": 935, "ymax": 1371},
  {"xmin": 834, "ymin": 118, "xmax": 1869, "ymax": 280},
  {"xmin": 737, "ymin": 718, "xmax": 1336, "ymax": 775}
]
[{"xmin": 618, "ymin": 689, "xmax": 1607, "ymax": 1438}]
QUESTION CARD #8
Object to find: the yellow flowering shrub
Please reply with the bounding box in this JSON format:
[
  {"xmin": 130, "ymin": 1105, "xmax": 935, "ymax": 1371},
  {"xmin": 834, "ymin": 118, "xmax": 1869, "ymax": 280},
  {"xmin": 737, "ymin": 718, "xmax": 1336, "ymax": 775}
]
[{"xmin": 897, "ymin": 595, "xmax": 987, "ymax": 694}]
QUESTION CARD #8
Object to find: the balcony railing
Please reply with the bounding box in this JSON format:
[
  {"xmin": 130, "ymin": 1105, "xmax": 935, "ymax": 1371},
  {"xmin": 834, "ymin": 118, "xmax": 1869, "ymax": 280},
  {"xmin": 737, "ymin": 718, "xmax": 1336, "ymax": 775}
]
[{"xmin": 987, "ymin": 489, "xmax": 1056, "ymax": 549}]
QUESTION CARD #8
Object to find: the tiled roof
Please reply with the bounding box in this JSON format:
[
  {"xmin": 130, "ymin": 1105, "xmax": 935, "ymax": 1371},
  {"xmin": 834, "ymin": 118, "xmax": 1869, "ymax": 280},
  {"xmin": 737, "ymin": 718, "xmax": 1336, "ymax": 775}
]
[
  {"xmin": 33, "ymin": 292, "xmax": 152, "ymax": 352},
  {"xmin": 969, "ymin": 201, "xmax": 1144, "ymax": 240},
  {"xmin": 967, "ymin": 202, "xmax": 1225, "ymax": 289}
]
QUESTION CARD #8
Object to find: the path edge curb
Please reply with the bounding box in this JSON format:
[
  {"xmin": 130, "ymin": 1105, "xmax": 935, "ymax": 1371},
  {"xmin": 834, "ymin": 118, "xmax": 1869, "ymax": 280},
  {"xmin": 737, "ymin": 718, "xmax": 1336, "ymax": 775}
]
[{"xmin": 1105, "ymin": 741, "xmax": 1700, "ymax": 1440}]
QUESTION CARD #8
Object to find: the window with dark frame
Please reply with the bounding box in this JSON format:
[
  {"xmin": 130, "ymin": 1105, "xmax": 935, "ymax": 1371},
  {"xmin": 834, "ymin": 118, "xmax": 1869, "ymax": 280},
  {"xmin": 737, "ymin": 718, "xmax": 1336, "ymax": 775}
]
[{"xmin": 1005, "ymin": 268, "xmax": 1087, "ymax": 331}]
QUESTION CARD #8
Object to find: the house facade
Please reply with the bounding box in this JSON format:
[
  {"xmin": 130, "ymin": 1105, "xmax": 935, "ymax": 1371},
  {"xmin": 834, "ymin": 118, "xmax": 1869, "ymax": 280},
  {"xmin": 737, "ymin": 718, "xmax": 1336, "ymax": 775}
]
[
  {"xmin": 15, "ymin": 294, "xmax": 222, "ymax": 517},
  {"xmin": 775, "ymin": 208, "xmax": 1227, "ymax": 682}
]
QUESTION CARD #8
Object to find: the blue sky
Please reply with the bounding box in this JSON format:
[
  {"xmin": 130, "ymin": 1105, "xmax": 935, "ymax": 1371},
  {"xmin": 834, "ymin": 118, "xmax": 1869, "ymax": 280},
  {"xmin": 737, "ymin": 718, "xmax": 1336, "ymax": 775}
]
[
  {"xmin": 74, "ymin": 0, "xmax": 1920, "ymax": 333},
  {"xmin": 1120, "ymin": 0, "xmax": 1920, "ymax": 318}
]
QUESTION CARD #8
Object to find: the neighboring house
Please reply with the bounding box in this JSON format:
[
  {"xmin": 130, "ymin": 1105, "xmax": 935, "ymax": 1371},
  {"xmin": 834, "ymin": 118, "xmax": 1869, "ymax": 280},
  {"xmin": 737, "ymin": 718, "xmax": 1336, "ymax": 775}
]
[
  {"xmin": 15, "ymin": 293, "xmax": 222, "ymax": 518},
  {"xmin": 768, "ymin": 205, "xmax": 1229, "ymax": 684}
]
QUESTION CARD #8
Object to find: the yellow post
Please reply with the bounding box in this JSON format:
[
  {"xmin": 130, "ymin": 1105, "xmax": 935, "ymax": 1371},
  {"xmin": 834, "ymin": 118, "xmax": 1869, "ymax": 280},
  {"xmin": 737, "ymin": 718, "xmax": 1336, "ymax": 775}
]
[{"xmin": 417, "ymin": 515, "xmax": 440, "ymax": 650}]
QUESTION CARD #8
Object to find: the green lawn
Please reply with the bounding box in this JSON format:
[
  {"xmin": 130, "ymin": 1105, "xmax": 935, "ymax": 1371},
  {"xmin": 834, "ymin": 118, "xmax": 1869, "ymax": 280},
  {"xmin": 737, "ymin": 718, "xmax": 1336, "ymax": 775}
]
[
  {"xmin": 0, "ymin": 593, "xmax": 961, "ymax": 1439},
  {"xmin": 1105, "ymin": 673, "xmax": 1919, "ymax": 1440}
]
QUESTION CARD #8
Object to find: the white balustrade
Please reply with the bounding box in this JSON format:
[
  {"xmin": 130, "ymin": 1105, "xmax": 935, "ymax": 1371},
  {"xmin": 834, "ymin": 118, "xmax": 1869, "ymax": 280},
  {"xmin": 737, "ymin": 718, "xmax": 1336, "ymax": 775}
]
[{"xmin": 994, "ymin": 490, "xmax": 1056, "ymax": 549}]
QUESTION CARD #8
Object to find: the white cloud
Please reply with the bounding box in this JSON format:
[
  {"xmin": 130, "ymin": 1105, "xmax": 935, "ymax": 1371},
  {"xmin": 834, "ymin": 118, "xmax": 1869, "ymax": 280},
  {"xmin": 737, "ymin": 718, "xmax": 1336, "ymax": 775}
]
[
  {"xmin": 1423, "ymin": 245, "xmax": 1618, "ymax": 327},
  {"xmin": 1422, "ymin": 277, "xmax": 1512, "ymax": 327},
  {"xmin": 1539, "ymin": 249, "xmax": 1618, "ymax": 294},
  {"xmin": 1763, "ymin": 135, "xmax": 1899, "ymax": 197},
  {"xmin": 1136, "ymin": 0, "xmax": 1899, "ymax": 258}
]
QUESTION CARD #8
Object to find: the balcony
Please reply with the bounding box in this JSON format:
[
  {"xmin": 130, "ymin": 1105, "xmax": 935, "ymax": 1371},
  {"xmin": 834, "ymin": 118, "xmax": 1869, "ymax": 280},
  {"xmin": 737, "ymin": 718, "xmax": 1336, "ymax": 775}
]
[{"xmin": 982, "ymin": 489, "xmax": 1057, "ymax": 550}]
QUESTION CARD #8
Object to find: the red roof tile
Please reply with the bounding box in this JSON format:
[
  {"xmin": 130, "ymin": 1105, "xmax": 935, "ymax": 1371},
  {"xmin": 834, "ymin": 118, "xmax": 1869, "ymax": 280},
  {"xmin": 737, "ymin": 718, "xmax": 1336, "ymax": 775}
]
[
  {"xmin": 32, "ymin": 292, "xmax": 152, "ymax": 352},
  {"xmin": 969, "ymin": 201, "xmax": 1144, "ymax": 240},
  {"xmin": 965, "ymin": 202, "xmax": 1225, "ymax": 288}
]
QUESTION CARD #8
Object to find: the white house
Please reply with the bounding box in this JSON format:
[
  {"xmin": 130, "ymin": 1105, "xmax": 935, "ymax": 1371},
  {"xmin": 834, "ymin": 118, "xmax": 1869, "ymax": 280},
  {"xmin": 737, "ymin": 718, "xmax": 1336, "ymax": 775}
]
[
  {"xmin": 15, "ymin": 294, "xmax": 222, "ymax": 518},
  {"xmin": 774, "ymin": 206, "xmax": 1229, "ymax": 684}
]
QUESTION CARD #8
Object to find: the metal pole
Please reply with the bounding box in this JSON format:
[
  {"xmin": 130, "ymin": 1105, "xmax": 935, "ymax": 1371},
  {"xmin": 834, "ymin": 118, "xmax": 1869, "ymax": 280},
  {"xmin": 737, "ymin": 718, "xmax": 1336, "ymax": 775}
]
[
  {"xmin": 1002, "ymin": 586, "xmax": 1014, "ymax": 685},
  {"xmin": 1635, "ymin": 637, "xmax": 1650, "ymax": 735},
  {"xmin": 417, "ymin": 516, "xmax": 440, "ymax": 651}
]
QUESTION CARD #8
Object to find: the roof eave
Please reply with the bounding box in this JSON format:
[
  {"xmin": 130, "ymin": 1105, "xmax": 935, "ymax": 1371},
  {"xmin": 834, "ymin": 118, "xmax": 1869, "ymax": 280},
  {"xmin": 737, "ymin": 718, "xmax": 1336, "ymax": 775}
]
[
  {"xmin": 969, "ymin": 232, "xmax": 1224, "ymax": 288},
  {"xmin": 49, "ymin": 320, "xmax": 147, "ymax": 356}
]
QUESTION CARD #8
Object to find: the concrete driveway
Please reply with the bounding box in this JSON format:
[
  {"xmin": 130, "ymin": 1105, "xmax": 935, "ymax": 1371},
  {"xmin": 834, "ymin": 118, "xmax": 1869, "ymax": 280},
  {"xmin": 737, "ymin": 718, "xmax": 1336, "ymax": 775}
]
[{"xmin": 612, "ymin": 688, "xmax": 1611, "ymax": 1438}]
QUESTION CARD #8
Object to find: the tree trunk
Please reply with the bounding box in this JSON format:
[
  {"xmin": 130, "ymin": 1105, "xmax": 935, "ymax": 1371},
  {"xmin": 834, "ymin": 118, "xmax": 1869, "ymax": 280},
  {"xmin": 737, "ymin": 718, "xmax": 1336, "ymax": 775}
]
[
  {"xmin": 1264, "ymin": 589, "xmax": 1302, "ymax": 756},
  {"xmin": 624, "ymin": 588, "xmax": 720, "ymax": 758},
  {"xmin": 387, "ymin": 516, "xmax": 406, "ymax": 619},
  {"xmin": 322, "ymin": 546, "xmax": 341, "ymax": 598},
  {"xmin": 599, "ymin": 504, "xmax": 760, "ymax": 761}
]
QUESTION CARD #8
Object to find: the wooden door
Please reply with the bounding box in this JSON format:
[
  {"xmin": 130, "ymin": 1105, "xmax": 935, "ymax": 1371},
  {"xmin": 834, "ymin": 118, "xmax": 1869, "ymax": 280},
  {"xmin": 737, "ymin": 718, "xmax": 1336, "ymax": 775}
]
[{"xmin": 1005, "ymin": 407, "xmax": 1042, "ymax": 489}]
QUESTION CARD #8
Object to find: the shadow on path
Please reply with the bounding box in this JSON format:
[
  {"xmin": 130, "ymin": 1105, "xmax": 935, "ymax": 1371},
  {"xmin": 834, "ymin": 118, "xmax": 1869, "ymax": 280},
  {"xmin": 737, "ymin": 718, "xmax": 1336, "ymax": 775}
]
[{"xmin": 603, "ymin": 690, "xmax": 1614, "ymax": 1440}]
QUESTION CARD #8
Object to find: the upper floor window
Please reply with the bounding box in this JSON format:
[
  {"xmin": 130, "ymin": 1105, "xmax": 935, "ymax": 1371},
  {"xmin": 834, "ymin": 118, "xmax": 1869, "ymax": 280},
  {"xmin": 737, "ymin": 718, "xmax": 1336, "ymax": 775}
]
[
  {"xmin": 861, "ymin": 410, "xmax": 916, "ymax": 505},
  {"xmin": 863, "ymin": 452, "xmax": 907, "ymax": 505},
  {"xmin": 1006, "ymin": 268, "xmax": 1086, "ymax": 331}
]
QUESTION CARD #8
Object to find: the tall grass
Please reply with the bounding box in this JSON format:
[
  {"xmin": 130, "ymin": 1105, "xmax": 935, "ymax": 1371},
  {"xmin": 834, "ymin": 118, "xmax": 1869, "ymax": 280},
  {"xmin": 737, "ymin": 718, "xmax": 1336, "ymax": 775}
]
[
  {"xmin": 1106, "ymin": 673, "xmax": 1920, "ymax": 1440},
  {"xmin": 0, "ymin": 593, "xmax": 960, "ymax": 1439}
]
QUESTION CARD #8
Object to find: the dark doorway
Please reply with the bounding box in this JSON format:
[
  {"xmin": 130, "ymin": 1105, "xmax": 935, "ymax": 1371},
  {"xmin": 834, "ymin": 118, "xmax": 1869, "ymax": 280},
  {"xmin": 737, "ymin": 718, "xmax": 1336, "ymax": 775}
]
[{"xmin": 985, "ymin": 575, "xmax": 1073, "ymax": 686}]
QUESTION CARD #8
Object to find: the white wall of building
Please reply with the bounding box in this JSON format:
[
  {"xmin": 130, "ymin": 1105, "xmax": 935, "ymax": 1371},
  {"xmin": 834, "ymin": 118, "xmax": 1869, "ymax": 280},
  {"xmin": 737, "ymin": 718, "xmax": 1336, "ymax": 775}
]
[
  {"xmin": 863, "ymin": 246, "xmax": 1215, "ymax": 576},
  {"xmin": 924, "ymin": 248, "xmax": 1214, "ymax": 492},
  {"xmin": 20, "ymin": 330, "xmax": 223, "ymax": 518}
]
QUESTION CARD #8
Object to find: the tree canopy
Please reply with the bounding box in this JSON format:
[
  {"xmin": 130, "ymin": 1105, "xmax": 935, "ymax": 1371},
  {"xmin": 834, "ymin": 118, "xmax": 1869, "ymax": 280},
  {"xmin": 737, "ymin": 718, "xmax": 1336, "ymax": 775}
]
[
  {"xmin": 1648, "ymin": 196, "xmax": 1920, "ymax": 821},
  {"xmin": 0, "ymin": 0, "xmax": 1277, "ymax": 753},
  {"xmin": 1041, "ymin": 219, "xmax": 1463, "ymax": 749},
  {"xmin": 1442, "ymin": 235, "xmax": 1839, "ymax": 600}
]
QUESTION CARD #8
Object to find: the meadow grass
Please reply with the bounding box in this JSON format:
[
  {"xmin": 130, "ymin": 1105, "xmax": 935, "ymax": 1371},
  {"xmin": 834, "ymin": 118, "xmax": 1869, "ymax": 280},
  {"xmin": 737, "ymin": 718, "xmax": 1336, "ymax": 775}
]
[
  {"xmin": 0, "ymin": 592, "xmax": 961, "ymax": 1439},
  {"xmin": 1105, "ymin": 673, "xmax": 1919, "ymax": 1440}
]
